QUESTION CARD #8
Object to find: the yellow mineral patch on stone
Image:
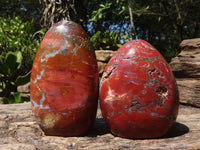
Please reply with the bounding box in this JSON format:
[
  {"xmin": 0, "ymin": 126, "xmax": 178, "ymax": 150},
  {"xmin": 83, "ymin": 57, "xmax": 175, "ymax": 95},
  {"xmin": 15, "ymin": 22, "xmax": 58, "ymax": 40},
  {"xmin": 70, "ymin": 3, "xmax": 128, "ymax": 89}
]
[{"xmin": 41, "ymin": 113, "xmax": 60, "ymax": 129}]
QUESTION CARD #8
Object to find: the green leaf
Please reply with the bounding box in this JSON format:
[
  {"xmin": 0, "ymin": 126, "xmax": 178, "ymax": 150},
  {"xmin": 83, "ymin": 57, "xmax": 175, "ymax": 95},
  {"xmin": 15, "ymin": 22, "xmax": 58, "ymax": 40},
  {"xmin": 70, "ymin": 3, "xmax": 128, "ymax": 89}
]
[
  {"xmin": 99, "ymin": 4, "xmax": 105, "ymax": 8},
  {"xmin": 0, "ymin": 55, "xmax": 4, "ymax": 74},
  {"xmin": 14, "ymin": 51, "xmax": 23, "ymax": 69},
  {"xmin": 4, "ymin": 51, "xmax": 22, "ymax": 75},
  {"xmin": 158, "ymin": 16, "xmax": 161, "ymax": 22},
  {"xmin": 117, "ymin": 44, "xmax": 122, "ymax": 47},
  {"xmin": 32, "ymin": 28, "xmax": 47, "ymax": 39},
  {"xmin": 3, "ymin": 93, "xmax": 23, "ymax": 104},
  {"xmin": 119, "ymin": 6, "xmax": 126, "ymax": 14},
  {"xmin": 14, "ymin": 71, "xmax": 31, "ymax": 86},
  {"xmin": 2, "ymin": 97, "xmax": 9, "ymax": 104},
  {"xmin": 99, "ymin": 13, "xmax": 103, "ymax": 19},
  {"xmin": 0, "ymin": 54, "xmax": 10, "ymax": 75},
  {"xmin": 125, "ymin": 16, "xmax": 130, "ymax": 19},
  {"xmin": 14, "ymin": 92, "xmax": 23, "ymax": 103}
]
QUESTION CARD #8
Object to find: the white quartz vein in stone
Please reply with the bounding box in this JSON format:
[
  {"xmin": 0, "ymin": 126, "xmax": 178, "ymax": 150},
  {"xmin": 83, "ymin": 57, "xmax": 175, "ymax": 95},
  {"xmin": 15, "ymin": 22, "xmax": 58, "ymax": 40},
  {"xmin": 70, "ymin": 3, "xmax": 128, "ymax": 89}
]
[
  {"xmin": 104, "ymin": 86, "xmax": 127, "ymax": 102},
  {"xmin": 40, "ymin": 39, "xmax": 80, "ymax": 63},
  {"xmin": 33, "ymin": 69, "xmax": 44, "ymax": 84},
  {"xmin": 32, "ymin": 92, "xmax": 50, "ymax": 110},
  {"xmin": 32, "ymin": 71, "xmax": 50, "ymax": 110}
]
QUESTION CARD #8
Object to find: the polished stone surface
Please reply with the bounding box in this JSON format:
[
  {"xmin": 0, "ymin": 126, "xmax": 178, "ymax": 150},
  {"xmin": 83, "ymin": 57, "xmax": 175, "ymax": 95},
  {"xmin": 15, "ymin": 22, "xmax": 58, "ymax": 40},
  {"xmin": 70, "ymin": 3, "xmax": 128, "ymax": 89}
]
[
  {"xmin": 30, "ymin": 20, "xmax": 99, "ymax": 136},
  {"xmin": 100, "ymin": 40, "xmax": 179, "ymax": 138}
]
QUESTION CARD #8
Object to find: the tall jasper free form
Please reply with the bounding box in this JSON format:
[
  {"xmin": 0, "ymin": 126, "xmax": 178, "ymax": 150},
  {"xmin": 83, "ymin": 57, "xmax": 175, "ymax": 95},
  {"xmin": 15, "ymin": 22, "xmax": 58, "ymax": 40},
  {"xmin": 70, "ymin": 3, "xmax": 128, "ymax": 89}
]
[
  {"xmin": 100, "ymin": 40, "xmax": 179, "ymax": 139},
  {"xmin": 30, "ymin": 21, "xmax": 99, "ymax": 136}
]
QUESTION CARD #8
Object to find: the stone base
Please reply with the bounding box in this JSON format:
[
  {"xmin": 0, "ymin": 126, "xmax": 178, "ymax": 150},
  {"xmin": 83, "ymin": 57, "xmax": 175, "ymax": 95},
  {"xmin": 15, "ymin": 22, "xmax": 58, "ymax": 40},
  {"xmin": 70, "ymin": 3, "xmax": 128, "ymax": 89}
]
[{"xmin": 0, "ymin": 103, "xmax": 200, "ymax": 149}]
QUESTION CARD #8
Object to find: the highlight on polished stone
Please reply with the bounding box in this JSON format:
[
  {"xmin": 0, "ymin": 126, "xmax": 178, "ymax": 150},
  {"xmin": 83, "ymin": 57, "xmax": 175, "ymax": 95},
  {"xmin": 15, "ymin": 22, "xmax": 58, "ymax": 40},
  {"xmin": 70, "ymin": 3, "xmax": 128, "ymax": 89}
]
[
  {"xmin": 30, "ymin": 20, "xmax": 99, "ymax": 136},
  {"xmin": 100, "ymin": 40, "xmax": 179, "ymax": 139}
]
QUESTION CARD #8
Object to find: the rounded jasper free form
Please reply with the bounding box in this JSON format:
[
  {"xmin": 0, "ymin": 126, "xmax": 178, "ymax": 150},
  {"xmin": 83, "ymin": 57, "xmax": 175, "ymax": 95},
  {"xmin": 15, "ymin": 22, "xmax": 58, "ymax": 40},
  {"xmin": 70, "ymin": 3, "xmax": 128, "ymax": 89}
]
[
  {"xmin": 100, "ymin": 40, "xmax": 179, "ymax": 139},
  {"xmin": 30, "ymin": 21, "xmax": 99, "ymax": 136}
]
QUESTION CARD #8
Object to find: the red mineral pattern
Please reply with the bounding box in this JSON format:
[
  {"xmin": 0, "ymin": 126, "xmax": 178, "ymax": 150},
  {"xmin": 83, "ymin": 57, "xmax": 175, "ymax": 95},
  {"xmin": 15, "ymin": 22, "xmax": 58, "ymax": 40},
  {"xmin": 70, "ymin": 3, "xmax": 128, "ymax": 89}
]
[
  {"xmin": 30, "ymin": 20, "xmax": 99, "ymax": 136},
  {"xmin": 100, "ymin": 40, "xmax": 179, "ymax": 139}
]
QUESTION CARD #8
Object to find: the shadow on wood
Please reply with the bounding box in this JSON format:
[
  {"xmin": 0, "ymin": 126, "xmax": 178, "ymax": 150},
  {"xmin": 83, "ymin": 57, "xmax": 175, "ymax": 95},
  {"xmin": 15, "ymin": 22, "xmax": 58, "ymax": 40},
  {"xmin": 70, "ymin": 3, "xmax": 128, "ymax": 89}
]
[
  {"xmin": 163, "ymin": 122, "xmax": 189, "ymax": 138},
  {"xmin": 88, "ymin": 118, "xmax": 189, "ymax": 139},
  {"xmin": 88, "ymin": 118, "xmax": 110, "ymax": 137}
]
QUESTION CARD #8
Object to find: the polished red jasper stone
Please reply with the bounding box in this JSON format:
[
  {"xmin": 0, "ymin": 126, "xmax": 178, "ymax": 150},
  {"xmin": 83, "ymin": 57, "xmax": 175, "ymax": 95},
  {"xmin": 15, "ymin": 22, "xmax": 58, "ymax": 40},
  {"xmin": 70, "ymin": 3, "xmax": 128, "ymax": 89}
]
[
  {"xmin": 100, "ymin": 40, "xmax": 179, "ymax": 139},
  {"xmin": 30, "ymin": 21, "xmax": 99, "ymax": 136}
]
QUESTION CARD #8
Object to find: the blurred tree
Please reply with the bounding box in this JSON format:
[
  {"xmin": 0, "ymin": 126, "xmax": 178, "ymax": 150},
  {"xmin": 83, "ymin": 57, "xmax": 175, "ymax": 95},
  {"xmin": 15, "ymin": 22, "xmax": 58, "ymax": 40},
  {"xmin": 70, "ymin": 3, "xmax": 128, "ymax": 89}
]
[
  {"xmin": 89, "ymin": 0, "xmax": 200, "ymax": 61},
  {"xmin": 39, "ymin": 0, "xmax": 89, "ymax": 30},
  {"xmin": 133, "ymin": 0, "xmax": 200, "ymax": 61},
  {"xmin": 0, "ymin": 0, "xmax": 199, "ymax": 62},
  {"xmin": 0, "ymin": 0, "xmax": 40, "ymax": 26}
]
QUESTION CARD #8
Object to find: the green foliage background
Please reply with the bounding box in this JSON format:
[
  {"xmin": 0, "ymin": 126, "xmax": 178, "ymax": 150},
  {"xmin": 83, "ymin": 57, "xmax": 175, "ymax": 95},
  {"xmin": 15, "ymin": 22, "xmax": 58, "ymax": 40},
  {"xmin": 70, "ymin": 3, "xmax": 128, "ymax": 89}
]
[
  {"xmin": 0, "ymin": 2, "xmax": 40, "ymax": 103},
  {"xmin": 0, "ymin": 0, "xmax": 200, "ymax": 103},
  {"xmin": 0, "ymin": 16, "xmax": 38, "ymax": 70}
]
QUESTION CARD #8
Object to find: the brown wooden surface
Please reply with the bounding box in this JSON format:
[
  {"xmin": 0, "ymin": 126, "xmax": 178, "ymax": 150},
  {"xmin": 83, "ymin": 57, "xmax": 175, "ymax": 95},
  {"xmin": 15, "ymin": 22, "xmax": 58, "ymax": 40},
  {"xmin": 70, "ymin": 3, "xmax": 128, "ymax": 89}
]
[{"xmin": 0, "ymin": 103, "xmax": 200, "ymax": 149}]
